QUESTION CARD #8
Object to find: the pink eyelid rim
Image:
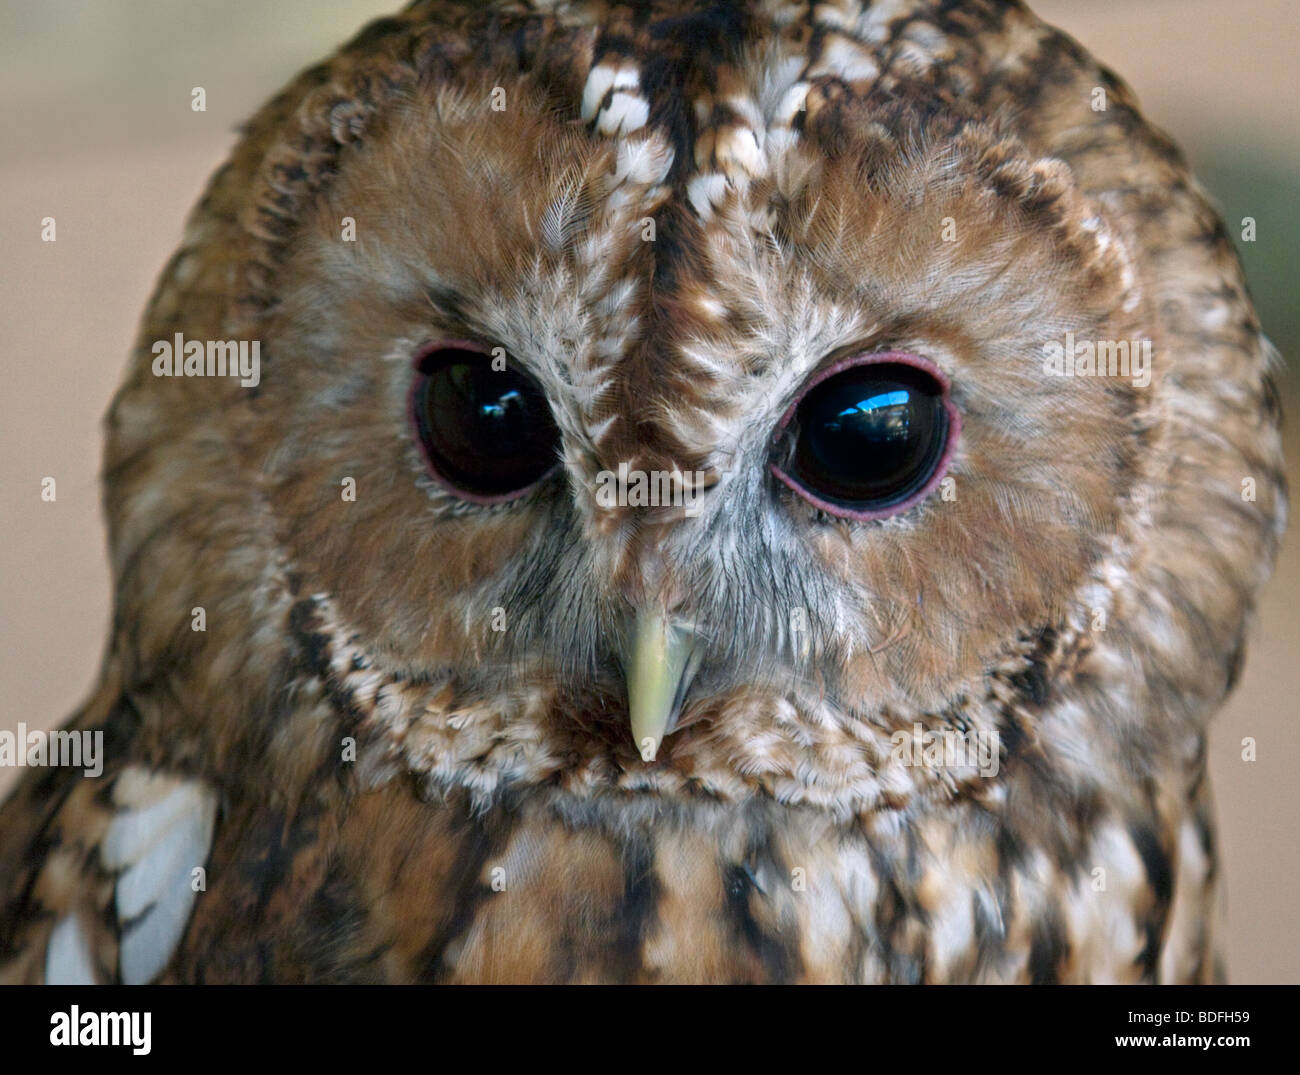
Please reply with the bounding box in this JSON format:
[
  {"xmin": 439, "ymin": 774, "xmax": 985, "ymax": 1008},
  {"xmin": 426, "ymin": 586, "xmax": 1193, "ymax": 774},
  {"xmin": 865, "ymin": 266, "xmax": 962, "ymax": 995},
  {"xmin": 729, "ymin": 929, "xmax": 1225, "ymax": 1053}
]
[
  {"xmin": 410, "ymin": 337, "xmax": 492, "ymax": 371},
  {"xmin": 769, "ymin": 350, "xmax": 961, "ymax": 522},
  {"xmin": 408, "ymin": 338, "xmax": 560, "ymax": 506}
]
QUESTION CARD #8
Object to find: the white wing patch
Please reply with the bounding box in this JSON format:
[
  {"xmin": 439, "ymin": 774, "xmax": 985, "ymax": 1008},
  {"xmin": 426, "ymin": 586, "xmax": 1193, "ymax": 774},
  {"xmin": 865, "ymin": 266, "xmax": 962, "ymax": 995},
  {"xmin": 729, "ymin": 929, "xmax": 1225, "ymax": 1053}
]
[
  {"xmin": 100, "ymin": 768, "xmax": 218, "ymax": 985},
  {"xmin": 45, "ymin": 913, "xmax": 98, "ymax": 986}
]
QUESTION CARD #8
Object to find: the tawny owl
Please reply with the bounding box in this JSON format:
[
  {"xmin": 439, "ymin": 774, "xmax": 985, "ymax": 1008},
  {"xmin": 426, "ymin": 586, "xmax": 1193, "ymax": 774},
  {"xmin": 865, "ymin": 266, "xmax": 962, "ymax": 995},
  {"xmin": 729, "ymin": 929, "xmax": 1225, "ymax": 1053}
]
[{"xmin": 1, "ymin": 0, "xmax": 1286, "ymax": 985}]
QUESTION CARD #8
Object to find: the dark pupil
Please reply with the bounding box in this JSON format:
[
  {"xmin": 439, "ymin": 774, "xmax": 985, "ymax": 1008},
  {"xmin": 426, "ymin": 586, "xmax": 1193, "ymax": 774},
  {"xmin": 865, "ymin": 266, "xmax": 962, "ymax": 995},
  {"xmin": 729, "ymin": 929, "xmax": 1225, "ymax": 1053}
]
[
  {"xmin": 791, "ymin": 364, "xmax": 947, "ymax": 507},
  {"xmin": 415, "ymin": 352, "xmax": 559, "ymax": 497}
]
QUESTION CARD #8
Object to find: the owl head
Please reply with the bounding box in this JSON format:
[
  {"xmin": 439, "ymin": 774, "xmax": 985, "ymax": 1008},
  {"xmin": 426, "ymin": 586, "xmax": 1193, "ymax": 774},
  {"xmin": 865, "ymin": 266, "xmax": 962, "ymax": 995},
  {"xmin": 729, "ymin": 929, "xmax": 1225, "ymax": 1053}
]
[{"xmin": 103, "ymin": 0, "xmax": 1284, "ymax": 819}]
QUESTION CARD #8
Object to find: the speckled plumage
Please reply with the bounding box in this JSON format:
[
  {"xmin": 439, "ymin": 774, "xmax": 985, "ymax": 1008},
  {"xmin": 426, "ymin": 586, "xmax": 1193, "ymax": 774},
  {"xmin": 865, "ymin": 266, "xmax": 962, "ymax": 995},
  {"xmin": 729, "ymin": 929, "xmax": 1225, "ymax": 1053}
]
[{"xmin": 0, "ymin": 0, "xmax": 1286, "ymax": 983}]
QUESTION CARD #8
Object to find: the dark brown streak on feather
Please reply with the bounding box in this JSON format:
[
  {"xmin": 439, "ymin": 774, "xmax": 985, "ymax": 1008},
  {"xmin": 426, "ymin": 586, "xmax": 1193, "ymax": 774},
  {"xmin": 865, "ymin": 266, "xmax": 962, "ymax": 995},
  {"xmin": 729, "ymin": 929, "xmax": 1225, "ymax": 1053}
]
[
  {"xmin": 1127, "ymin": 820, "xmax": 1173, "ymax": 982},
  {"xmin": 241, "ymin": 802, "xmax": 327, "ymax": 922},
  {"xmin": 606, "ymin": 828, "xmax": 660, "ymax": 983},
  {"xmin": 721, "ymin": 862, "xmax": 794, "ymax": 983},
  {"xmin": 865, "ymin": 825, "xmax": 924, "ymax": 984},
  {"xmin": 415, "ymin": 806, "xmax": 512, "ymax": 982},
  {"xmin": 1027, "ymin": 904, "xmax": 1067, "ymax": 984},
  {"xmin": 284, "ymin": 595, "xmax": 370, "ymax": 791},
  {"xmin": 298, "ymin": 857, "xmax": 389, "ymax": 982},
  {"xmin": 721, "ymin": 813, "xmax": 802, "ymax": 983}
]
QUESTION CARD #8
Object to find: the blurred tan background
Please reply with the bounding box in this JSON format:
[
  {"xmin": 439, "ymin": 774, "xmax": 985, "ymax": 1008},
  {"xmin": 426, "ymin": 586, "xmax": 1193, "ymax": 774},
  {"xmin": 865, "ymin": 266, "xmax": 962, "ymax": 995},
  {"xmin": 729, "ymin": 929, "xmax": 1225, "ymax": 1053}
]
[{"xmin": 1, "ymin": 1, "xmax": 1296, "ymax": 981}]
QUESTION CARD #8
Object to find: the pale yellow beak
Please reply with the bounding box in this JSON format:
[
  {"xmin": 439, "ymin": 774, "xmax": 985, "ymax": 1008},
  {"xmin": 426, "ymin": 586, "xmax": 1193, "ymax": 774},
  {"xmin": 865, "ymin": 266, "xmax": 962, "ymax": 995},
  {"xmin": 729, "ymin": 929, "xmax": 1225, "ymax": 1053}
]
[{"xmin": 626, "ymin": 609, "xmax": 705, "ymax": 762}]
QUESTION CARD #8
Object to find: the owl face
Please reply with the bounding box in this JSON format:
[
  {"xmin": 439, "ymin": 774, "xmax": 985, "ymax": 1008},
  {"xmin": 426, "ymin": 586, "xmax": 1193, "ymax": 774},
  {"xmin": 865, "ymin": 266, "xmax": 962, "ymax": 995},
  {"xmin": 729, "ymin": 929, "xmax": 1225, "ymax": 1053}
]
[
  {"xmin": 235, "ymin": 77, "xmax": 1138, "ymax": 810},
  {"xmin": 103, "ymin": 0, "xmax": 1282, "ymax": 822}
]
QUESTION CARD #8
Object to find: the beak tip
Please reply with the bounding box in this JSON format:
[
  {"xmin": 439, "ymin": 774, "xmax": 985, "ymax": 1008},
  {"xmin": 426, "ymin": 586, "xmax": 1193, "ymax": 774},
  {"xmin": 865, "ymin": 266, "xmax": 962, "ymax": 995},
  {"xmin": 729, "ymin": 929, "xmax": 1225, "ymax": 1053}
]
[{"xmin": 625, "ymin": 608, "xmax": 705, "ymax": 765}]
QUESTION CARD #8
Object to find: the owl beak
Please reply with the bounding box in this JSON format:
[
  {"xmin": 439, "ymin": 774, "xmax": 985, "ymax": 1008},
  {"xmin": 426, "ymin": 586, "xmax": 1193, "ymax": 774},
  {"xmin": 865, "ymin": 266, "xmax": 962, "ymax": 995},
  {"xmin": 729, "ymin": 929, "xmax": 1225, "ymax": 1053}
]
[{"xmin": 626, "ymin": 609, "xmax": 705, "ymax": 762}]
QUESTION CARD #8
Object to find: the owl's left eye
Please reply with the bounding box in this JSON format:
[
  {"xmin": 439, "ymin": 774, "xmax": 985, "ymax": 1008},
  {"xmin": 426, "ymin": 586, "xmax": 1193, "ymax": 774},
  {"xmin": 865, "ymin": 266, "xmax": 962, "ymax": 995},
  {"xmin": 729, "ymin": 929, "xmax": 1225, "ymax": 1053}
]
[
  {"xmin": 770, "ymin": 352, "xmax": 958, "ymax": 520},
  {"xmin": 410, "ymin": 343, "xmax": 561, "ymax": 502}
]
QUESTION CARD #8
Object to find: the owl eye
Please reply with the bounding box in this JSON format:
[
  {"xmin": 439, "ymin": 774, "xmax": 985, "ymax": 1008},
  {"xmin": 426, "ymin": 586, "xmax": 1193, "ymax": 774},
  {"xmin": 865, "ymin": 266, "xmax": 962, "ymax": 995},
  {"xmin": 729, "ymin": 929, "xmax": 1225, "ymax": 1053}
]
[
  {"xmin": 410, "ymin": 343, "xmax": 561, "ymax": 502},
  {"xmin": 771, "ymin": 353, "xmax": 957, "ymax": 520}
]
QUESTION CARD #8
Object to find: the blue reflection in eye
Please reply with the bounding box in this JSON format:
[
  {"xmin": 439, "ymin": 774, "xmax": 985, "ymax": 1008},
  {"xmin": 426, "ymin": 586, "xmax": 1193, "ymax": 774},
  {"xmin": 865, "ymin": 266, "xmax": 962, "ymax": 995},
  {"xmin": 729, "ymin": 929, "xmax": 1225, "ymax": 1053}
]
[
  {"xmin": 480, "ymin": 388, "xmax": 523, "ymax": 420},
  {"xmin": 827, "ymin": 389, "xmax": 912, "ymax": 434},
  {"xmin": 837, "ymin": 390, "xmax": 909, "ymax": 419}
]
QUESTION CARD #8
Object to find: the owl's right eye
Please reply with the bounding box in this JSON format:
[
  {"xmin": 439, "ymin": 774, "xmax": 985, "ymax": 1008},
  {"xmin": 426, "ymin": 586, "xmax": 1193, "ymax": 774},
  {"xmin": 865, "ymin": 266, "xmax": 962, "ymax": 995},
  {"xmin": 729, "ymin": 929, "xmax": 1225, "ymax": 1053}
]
[{"xmin": 410, "ymin": 343, "xmax": 561, "ymax": 503}]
